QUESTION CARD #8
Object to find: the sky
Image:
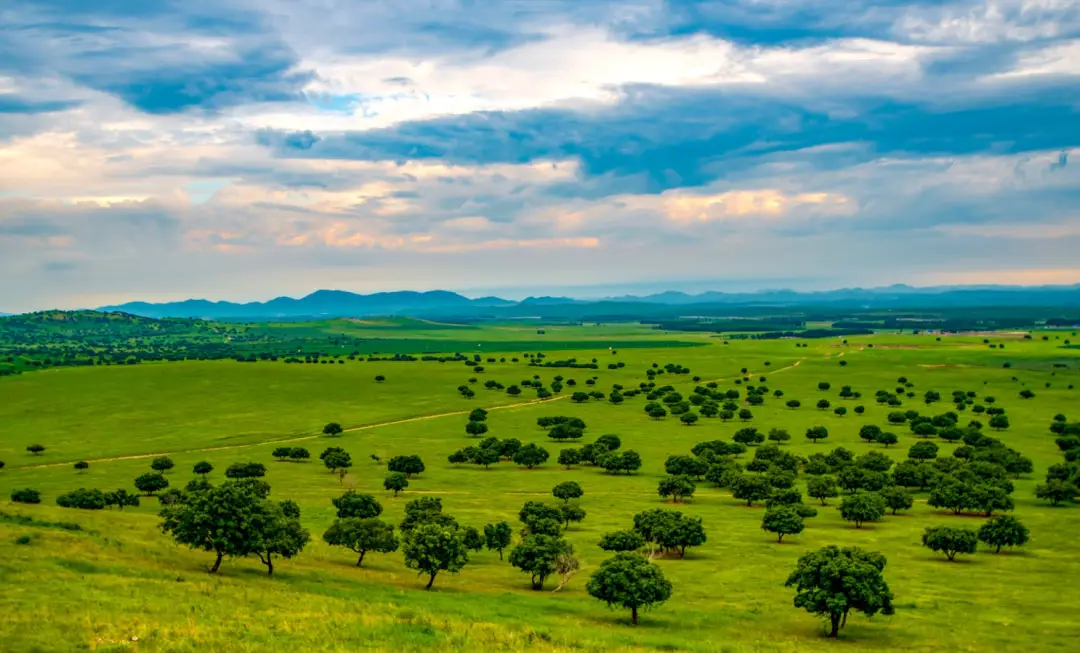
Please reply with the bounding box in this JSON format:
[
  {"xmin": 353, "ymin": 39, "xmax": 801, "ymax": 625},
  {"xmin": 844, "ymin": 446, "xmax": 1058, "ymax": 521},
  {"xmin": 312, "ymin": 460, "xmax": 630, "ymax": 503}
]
[{"xmin": 1, "ymin": 0, "xmax": 1079, "ymax": 311}]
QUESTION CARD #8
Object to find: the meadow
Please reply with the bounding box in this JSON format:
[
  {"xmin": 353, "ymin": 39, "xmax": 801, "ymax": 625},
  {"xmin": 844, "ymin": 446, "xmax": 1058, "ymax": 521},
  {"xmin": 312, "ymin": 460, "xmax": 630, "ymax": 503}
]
[{"xmin": 1, "ymin": 322, "xmax": 1079, "ymax": 653}]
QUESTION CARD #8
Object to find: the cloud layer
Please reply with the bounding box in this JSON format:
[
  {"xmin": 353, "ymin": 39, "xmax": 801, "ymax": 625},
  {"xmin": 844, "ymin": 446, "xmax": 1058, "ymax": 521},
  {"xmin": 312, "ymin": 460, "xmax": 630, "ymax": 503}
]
[{"xmin": 1, "ymin": 0, "xmax": 1078, "ymax": 310}]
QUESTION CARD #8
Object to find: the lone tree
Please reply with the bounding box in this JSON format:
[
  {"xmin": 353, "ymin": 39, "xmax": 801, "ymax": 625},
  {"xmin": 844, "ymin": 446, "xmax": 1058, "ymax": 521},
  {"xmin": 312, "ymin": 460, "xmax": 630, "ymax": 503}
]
[
  {"xmin": 134, "ymin": 472, "xmax": 169, "ymax": 496},
  {"xmin": 465, "ymin": 421, "xmax": 489, "ymax": 437},
  {"xmin": 374, "ymin": 375, "xmax": 386, "ymax": 383},
  {"xmin": 587, "ymin": 552, "xmax": 673, "ymax": 625},
  {"xmin": 880, "ymin": 486, "xmax": 914, "ymax": 515},
  {"xmin": 762, "ymin": 507, "xmax": 805, "ymax": 543},
  {"xmin": 193, "ymin": 461, "xmax": 213, "ymax": 476},
  {"xmin": 553, "ymin": 481, "xmax": 584, "ymax": 503},
  {"xmin": 785, "ymin": 546, "xmax": 894, "ymax": 638},
  {"xmin": 805, "ymin": 426, "xmax": 829, "ymax": 444},
  {"xmin": 74, "ymin": 461, "xmax": 89, "ymax": 473},
  {"xmin": 977, "ymin": 515, "xmax": 1029, "ymax": 553},
  {"xmin": 322, "ymin": 517, "xmax": 399, "ymax": 566},
  {"xmin": 402, "ymin": 522, "xmax": 468, "ymax": 589},
  {"xmin": 840, "ymin": 491, "xmax": 886, "ymax": 528},
  {"xmin": 26, "ymin": 444, "xmax": 46, "ymax": 456},
  {"xmin": 384, "ymin": 472, "xmax": 409, "ymax": 497},
  {"xmin": 151, "ymin": 456, "xmax": 175, "ymax": 473},
  {"xmin": 509, "ymin": 534, "xmax": 574, "ymax": 590},
  {"xmin": 484, "ymin": 521, "xmax": 513, "ymax": 559},
  {"xmin": 387, "ymin": 455, "xmax": 425, "ymax": 477},
  {"xmin": 323, "ymin": 422, "xmax": 344, "ymax": 437},
  {"xmin": 251, "ymin": 503, "xmax": 310, "ymax": 575},
  {"xmin": 922, "ymin": 526, "xmax": 978, "ymax": 561}
]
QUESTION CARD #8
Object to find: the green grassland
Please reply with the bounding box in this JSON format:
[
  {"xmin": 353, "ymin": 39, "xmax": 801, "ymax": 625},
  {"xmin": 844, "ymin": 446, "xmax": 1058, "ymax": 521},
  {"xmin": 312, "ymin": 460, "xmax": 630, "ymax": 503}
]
[{"xmin": 1, "ymin": 325, "xmax": 1079, "ymax": 653}]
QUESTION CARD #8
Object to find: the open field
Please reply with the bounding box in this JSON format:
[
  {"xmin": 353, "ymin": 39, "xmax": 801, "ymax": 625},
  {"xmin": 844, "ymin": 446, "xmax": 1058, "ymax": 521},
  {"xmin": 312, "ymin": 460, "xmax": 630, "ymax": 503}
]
[{"xmin": 2, "ymin": 324, "xmax": 1080, "ymax": 652}]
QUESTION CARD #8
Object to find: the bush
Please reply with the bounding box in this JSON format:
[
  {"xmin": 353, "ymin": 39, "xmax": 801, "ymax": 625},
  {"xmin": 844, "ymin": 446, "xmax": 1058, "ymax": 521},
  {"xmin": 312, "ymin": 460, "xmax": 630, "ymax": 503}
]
[
  {"xmin": 11, "ymin": 488, "xmax": 41, "ymax": 504},
  {"xmin": 56, "ymin": 488, "xmax": 107, "ymax": 510}
]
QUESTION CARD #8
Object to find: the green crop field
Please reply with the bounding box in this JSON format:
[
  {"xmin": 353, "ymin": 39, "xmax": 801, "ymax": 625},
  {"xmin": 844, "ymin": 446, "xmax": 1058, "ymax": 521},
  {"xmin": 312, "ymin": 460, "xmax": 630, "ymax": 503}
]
[{"xmin": 2, "ymin": 322, "xmax": 1079, "ymax": 653}]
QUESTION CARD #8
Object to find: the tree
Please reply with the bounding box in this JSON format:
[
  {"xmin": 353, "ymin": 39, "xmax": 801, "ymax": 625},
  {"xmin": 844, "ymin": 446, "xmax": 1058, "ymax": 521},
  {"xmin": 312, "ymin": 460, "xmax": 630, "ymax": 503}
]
[
  {"xmin": 805, "ymin": 426, "xmax": 829, "ymax": 443},
  {"xmin": 587, "ymin": 553, "xmax": 673, "ymax": 625},
  {"xmin": 553, "ymin": 481, "xmax": 583, "ymax": 503},
  {"xmin": 74, "ymin": 461, "xmax": 89, "ymax": 473},
  {"xmin": 469, "ymin": 408, "xmax": 488, "ymax": 422},
  {"xmin": 786, "ymin": 400, "xmax": 801, "ymax": 409},
  {"xmin": 859, "ymin": 425, "xmax": 883, "ymax": 445},
  {"xmin": 658, "ymin": 515, "xmax": 706, "ymax": 557},
  {"xmin": 558, "ymin": 448, "xmax": 581, "ymax": 469},
  {"xmin": 731, "ymin": 474, "xmax": 772, "ymax": 506},
  {"xmin": 384, "ymin": 472, "xmax": 409, "ymax": 496},
  {"xmin": 785, "ymin": 546, "xmax": 894, "ymax": 637},
  {"xmin": 880, "ymin": 486, "xmax": 913, "ymax": 514},
  {"xmin": 484, "ymin": 521, "xmax": 513, "ymax": 559},
  {"xmin": 134, "ymin": 472, "xmax": 169, "ymax": 496},
  {"xmin": 387, "ymin": 455, "xmax": 425, "ymax": 477},
  {"xmin": 908, "ymin": 441, "xmax": 939, "ymax": 461},
  {"xmin": 151, "ymin": 456, "xmax": 175, "ymax": 473},
  {"xmin": 333, "ymin": 491, "xmax": 383, "ymax": 519},
  {"xmin": 273, "ymin": 447, "xmax": 293, "ymax": 461},
  {"xmin": 840, "ymin": 491, "xmax": 886, "ymax": 528},
  {"xmin": 768, "ymin": 428, "xmax": 792, "ymax": 444},
  {"xmin": 658, "ymin": 475, "xmax": 696, "ymax": 503},
  {"xmin": 513, "ymin": 443, "xmax": 550, "ymax": 469},
  {"xmin": 738, "ymin": 409, "xmax": 754, "ymax": 421},
  {"xmin": 26, "ymin": 444, "xmax": 45, "ymax": 456},
  {"xmin": 978, "ymin": 515, "xmax": 1029, "ymax": 553},
  {"xmin": 322, "ymin": 451, "xmax": 352, "ymax": 473},
  {"xmin": 323, "ymin": 422, "xmax": 344, "ymax": 437},
  {"xmin": 225, "ymin": 462, "xmax": 266, "ymax": 479},
  {"xmin": 598, "ymin": 530, "xmax": 645, "ymax": 552},
  {"xmin": 160, "ymin": 480, "xmax": 274, "ymax": 573},
  {"xmin": 57, "ymin": 488, "xmax": 107, "ymax": 510},
  {"xmin": 462, "ymin": 526, "xmax": 485, "ymax": 552},
  {"xmin": 877, "ymin": 432, "xmax": 899, "ymax": 447},
  {"xmin": 507, "ymin": 385, "xmax": 522, "ymax": 396},
  {"xmin": 193, "ymin": 461, "xmax": 213, "ymax": 476},
  {"xmin": 402, "ymin": 523, "xmax": 469, "ymax": 589},
  {"xmin": 510, "ymin": 534, "xmax": 574, "ymax": 590},
  {"xmin": 680, "ymin": 412, "xmax": 699, "ymax": 426},
  {"xmin": 733, "ymin": 428, "xmax": 764, "ymax": 447},
  {"xmin": 922, "ymin": 526, "xmax": 978, "ymax": 561},
  {"xmin": 818, "ymin": 382, "xmax": 831, "ymax": 391},
  {"xmin": 762, "ymin": 507, "xmax": 805, "ymax": 542},
  {"xmin": 252, "ymin": 504, "xmax": 310, "ymax": 575},
  {"xmin": 465, "ymin": 420, "xmax": 489, "ymax": 437},
  {"xmin": 374, "ymin": 375, "xmax": 386, "ymax": 383},
  {"xmin": 11, "ymin": 488, "xmax": 41, "ymax": 504},
  {"xmin": 817, "ymin": 399, "xmax": 832, "ymax": 410},
  {"xmin": 989, "ymin": 415, "xmax": 1010, "ymax": 431},
  {"xmin": 1035, "ymin": 479, "xmax": 1077, "ymax": 506},
  {"xmin": 105, "ymin": 489, "xmax": 140, "ymax": 510},
  {"xmin": 807, "ymin": 476, "xmax": 839, "ymax": 505},
  {"xmin": 571, "ymin": 391, "xmax": 590, "ymax": 403},
  {"xmin": 649, "ymin": 406, "xmax": 668, "ymax": 420},
  {"xmin": 323, "ymin": 517, "xmax": 399, "ymax": 566}
]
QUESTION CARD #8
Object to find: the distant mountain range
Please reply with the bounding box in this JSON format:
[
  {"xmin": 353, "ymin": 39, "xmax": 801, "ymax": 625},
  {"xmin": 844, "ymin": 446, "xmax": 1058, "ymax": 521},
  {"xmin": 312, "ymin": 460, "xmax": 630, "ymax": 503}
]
[{"xmin": 85, "ymin": 284, "xmax": 1080, "ymax": 320}]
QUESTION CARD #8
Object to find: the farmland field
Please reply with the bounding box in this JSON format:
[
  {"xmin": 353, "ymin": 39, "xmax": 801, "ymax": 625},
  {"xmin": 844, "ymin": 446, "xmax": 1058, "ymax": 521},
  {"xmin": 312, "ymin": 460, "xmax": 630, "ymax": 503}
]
[{"xmin": 2, "ymin": 322, "xmax": 1079, "ymax": 653}]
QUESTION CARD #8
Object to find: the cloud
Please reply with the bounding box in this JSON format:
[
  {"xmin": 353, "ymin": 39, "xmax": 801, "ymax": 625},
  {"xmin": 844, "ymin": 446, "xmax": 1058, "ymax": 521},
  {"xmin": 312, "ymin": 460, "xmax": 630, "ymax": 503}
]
[{"xmin": 1, "ymin": 0, "xmax": 1080, "ymax": 311}]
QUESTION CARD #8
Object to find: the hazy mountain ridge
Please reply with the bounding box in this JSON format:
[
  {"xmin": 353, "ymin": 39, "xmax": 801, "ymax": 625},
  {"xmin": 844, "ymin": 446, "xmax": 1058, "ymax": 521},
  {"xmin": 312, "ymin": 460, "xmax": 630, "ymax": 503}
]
[{"xmin": 79, "ymin": 284, "xmax": 1080, "ymax": 320}]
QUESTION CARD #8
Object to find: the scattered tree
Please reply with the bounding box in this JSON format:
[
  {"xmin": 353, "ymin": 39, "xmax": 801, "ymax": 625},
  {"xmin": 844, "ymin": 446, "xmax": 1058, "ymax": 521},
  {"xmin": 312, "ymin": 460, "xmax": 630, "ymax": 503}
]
[{"xmin": 586, "ymin": 553, "xmax": 673, "ymax": 625}]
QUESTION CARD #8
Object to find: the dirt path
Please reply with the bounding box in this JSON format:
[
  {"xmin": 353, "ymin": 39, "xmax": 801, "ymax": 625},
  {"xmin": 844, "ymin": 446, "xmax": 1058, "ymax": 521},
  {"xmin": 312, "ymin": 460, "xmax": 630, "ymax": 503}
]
[{"xmin": 16, "ymin": 359, "xmax": 807, "ymax": 471}]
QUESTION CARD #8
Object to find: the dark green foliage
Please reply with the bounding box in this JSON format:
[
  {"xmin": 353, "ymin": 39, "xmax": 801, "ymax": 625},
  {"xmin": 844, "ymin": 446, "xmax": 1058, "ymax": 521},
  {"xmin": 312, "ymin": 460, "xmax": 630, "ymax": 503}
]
[
  {"xmin": 733, "ymin": 427, "xmax": 764, "ymax": 446},
  {"xmin": 383, "ymin": 472, "xmax": 408, "ymax": 496},
  {"xmin": 731, "ymin": 474, "xmax": 772, "ymax": 506},
  {"xmin": 402, "ymin": 522, "xmax": 468, "ymax": 589},
  {"xmin": 387, "ymin": 455, "xmax": 425, "ymax": 477},
  {"xmin": 323, "ymin": 517, "xmax": 399, "ymax": 566},
  {"xmin": 333, "ymin": 491, "xmax": 383, "ymax": 519},
  {"xmin": 657, "ymin": 475, "xmax": 696, "ymax": 503},
  {"xmin": 977, "ymin": 515, "xmax": 1029, "ymax": 553},
  {"xmin": 225, "ymin": 462, "xmax": 266, "ymax": 479},
  {"xmin": 805, "ymin": 426, "xmax": 829, "ymax": 443},
  {"xmin": 462, "ymin": 526, "xmax": 485, "ymax": 552},
  {"xmin": 150, "ymin": 456, "xmax": 175, "ymax": 473},
  {"xmin": 134, "ymin": 472, "xmax": 169, "ymax": 495},
  {"xmin": 105, "ymin": 489, "xmax": 140, "ymax": 510},
  {"xmin": 322, "ymin": 422, "xmax": 344, "ymax": 437},
  {"xmin": 512, "ymin": 443, "xmax": 549, "ymax": 469},
  {"xmin": 762, "ymin": 507, "xmax": 805, "ymax": 542},
  {"xmin": 193, "ymin": 461, "xmax": 213, "ymax": 476},
  {"xmin": 510, "ymin": 534, "xmax": 574, "ymax": 590},
  {"xmin": 1035, "ymin": 479, "xmax": 1077, "ymax": 505},
  {"xmin": 483, "ymin": 521, "xmax": 513, "ymax": 559},
  {"xmin": 840, "ymin": 491, "xmax": 886, "ymax": 527},
  {"xmin": 587, "ymin": 552, "xmax": 673, "ymax": 625},
  {"xmin": 465, "ymin": 421, "xmax": 489, "ymax": 437},
  {"xmin": 908, "ymin": 441, "xmax": 939, "ymax": 460},
  {"xmin": 785, "ymin": 546, "xmax": 894, "ymax": 637},
  {"xmin": 74, "ymin": 461, "xmax": 89, "ymax": 473},
  {"xmin": 26, "ymin": 444, "xmax": 45, "ymax": 455},
  {"xmin": 922, "ymin": 526, "xmax": 978, "ymax": 561},
  {"xmin": 807, "ymin": 476, "xmax": 839, "ymax": 505},
  {"xmin": 598, "ymin": 530, "xmax": 645, "ymax": 552},
  {"xmin": 11, "ymin": 488, "xmax": 42, "ymax": 504},
  {"xmin": 55, "ymin": 488, "xmax": 106, "ymax": 510},
  {"xmin": 558, "ymin": 448, "xmax": 581, "ymax": 468},
  {"xmin": 553, "ymin": 481, "xmax": 583, "ymax": 503}
]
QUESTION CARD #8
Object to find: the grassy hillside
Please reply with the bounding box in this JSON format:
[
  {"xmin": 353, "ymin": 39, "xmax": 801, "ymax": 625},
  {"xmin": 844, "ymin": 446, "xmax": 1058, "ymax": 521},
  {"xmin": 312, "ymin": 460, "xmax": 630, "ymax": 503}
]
[{"xmin": 1, "ymin": 329, "xmax": 1078, "ymax": 652}]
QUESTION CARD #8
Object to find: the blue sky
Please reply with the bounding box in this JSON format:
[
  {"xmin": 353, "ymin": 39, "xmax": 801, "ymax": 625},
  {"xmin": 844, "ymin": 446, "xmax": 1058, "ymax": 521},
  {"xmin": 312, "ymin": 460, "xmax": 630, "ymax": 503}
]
[{"xmin": 1, "ymin": 0, "xmax": 1078, "ymax": 310}]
